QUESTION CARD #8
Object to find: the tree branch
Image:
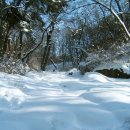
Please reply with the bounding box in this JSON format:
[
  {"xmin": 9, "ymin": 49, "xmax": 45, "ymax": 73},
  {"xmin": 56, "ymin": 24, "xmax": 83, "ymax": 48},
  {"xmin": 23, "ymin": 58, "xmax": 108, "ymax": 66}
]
[
  {"xmin": 65, "ymin": 3, "xmax": 96, "ymax": 15},
  {"xmin": 92, "ymin": 0, "xmax": 130, "ymax": 39},
  {"xmin": 21, "ymin": 22, "xmax": 54, "ymax": 62}
]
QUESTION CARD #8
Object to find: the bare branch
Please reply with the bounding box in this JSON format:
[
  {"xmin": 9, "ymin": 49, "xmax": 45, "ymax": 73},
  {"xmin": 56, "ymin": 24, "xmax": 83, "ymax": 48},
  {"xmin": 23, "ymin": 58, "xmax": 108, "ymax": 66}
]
[
  {"xmin": 92, "ymin": 0, "xmax": 111, "ymax": 11},
  {"xmin": 20, "ymin": 22, "xmax": 54, "ymax": 62},
  {"xmin": 49, "ymin": 58, "xmax": 57, "ymax": 70},
  {"xmin": 92, "ymin": 0, "xmax": 130, "ymax": 39},
  {"xmin": 111, "ymin": 7, "xmax": 130, "ymax": 38},
  {"xmin": 71, "ymin": 46, "xmax": 88, "ymax": 56}
]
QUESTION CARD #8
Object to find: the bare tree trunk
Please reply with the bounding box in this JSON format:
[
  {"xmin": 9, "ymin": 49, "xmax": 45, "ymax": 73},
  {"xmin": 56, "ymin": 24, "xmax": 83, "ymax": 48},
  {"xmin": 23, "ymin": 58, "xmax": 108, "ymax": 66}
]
[
  {"xmin": 2, "ymin": 25, "xmax": 11, "ymax": 54},
  {"xmin": 17, "ymin": 31, "xmax": 23, "ymax": 59},
  {"xmin": 41, "ymin": 23, "xmax": 54, "ymax": 71},
  {"xmin": 41, "ymin": 45, "xmax": 51, "ymax": 71}
]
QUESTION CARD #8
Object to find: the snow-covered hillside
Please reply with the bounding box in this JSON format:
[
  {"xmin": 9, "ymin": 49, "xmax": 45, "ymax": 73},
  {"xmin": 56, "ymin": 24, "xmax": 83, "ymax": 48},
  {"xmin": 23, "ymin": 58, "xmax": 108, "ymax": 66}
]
[{"xmin": 0, "ymin": 69, "xmax": 130, "ymax": 130}]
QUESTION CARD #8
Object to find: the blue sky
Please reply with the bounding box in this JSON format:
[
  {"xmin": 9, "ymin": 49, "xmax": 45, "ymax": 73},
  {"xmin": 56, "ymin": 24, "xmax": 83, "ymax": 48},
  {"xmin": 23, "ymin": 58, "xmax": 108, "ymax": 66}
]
[{"xmin": 6, "ymin": 0, "xmax": 13, "ymax": 4}]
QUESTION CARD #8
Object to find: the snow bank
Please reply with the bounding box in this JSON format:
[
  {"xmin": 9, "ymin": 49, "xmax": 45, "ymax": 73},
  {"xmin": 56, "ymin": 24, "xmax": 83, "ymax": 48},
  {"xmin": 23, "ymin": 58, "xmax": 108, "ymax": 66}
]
[{"xmin": 0, "ymin": 71, "xmax": 130, "ymax": 130}]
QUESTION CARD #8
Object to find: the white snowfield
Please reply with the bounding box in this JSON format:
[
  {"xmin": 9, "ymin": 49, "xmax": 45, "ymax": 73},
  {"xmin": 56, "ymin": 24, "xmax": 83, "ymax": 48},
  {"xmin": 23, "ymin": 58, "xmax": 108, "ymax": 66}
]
[{"xmin": 0, "ymin": 69, "xmax": 130, "ymax": 130}]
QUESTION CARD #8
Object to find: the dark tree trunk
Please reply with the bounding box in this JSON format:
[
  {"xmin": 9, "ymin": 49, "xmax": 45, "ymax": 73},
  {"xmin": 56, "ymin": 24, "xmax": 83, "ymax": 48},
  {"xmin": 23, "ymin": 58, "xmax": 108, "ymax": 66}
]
[
  {"xmin": 41, "ymin": 23, "xmax": 54, "ymax": 71},
  {"xmin": 41, "ymin": 45, "xmax": 51, "ymax": 71},
  {"xmin": 128, "ymin": 0, "xmax": 130, "ymax": 11},
  {"xmin": 2, "ymin": 26, "xmax": 11, "ymax": 54},
  {"xmin": 17, "ymin": 31, "xmax": 23, "ymax": 59}
]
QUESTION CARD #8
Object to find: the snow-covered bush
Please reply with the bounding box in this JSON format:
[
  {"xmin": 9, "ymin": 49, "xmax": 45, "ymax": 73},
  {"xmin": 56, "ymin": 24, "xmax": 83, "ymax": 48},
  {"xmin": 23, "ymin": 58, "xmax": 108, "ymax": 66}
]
[
  {"xmin": 0, "ymin": 55, "xmax": 30, "ymax": 75},
  {"xmin": 79, "ymin": 41, "xmax": 130, "ymax": 76}
]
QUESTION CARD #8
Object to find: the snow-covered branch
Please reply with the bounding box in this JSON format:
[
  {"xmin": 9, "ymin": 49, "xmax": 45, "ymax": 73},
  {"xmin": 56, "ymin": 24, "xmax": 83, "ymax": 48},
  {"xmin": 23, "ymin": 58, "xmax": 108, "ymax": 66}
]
[{"xmin": 92, "ymin": 0, "xmax": 130, "ymax": 39}]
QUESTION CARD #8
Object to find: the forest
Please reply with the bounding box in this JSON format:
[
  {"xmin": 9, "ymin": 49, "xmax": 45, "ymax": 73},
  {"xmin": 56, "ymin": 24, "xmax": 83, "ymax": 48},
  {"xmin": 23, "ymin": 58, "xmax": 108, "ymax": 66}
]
[
  {"xmin": 0, "ymin": 0, "xmax": 130, "ymax": 76},
  {"xmin": 1, "ymin": 1, "xmax": 130, "ymax": 130}
]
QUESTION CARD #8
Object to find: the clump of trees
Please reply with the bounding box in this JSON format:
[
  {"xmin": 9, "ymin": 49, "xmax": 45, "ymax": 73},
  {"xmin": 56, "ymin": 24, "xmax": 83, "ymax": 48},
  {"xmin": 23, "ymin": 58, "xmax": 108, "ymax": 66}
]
[
  {"xmin": 51, "ymin": 0, "xmax": 130, "ymax": 72},
  {"xmin": 0, "ymin": 0, "xmax": 130, "ymax": 74},
  {"xmin": 0, "ymin": 0, "xmax": 67, "ymax": 73}
]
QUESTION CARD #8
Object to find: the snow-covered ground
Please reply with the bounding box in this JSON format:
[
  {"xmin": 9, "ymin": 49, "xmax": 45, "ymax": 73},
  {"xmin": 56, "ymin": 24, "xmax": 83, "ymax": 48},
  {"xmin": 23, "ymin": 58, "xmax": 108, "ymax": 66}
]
[{"xmin": 0, "ymin": 69, "xmax": 130, "ymax": 130}]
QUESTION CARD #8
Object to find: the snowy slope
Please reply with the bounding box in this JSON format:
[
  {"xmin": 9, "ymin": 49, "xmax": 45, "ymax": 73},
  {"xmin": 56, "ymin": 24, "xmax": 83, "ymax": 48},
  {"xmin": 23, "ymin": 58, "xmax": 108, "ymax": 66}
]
[{"xmin": 0, "ymin": 69, "xmax": 130, "ymax": 130}]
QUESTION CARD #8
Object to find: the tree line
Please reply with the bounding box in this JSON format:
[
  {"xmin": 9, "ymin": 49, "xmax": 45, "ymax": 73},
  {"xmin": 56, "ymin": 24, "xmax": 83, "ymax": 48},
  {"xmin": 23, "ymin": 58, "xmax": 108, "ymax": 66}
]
[{"xmin": 0, "ymin": 0, "xmax": 130, "ymax": 73}]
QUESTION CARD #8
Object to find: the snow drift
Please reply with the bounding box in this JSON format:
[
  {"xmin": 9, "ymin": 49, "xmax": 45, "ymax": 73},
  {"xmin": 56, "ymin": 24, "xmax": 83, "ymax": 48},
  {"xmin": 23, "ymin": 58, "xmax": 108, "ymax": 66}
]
[{"xmin": 0, "ymin": 70, "xmax": 130, "ymax": 130}]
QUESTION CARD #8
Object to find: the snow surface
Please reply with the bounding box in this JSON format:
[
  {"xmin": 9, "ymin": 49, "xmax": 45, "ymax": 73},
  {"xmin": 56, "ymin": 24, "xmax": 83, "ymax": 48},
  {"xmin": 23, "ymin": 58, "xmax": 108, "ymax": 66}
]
[{"xmin": 0, "ymin": 69, "xmax": 130, "ymax": 130}]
